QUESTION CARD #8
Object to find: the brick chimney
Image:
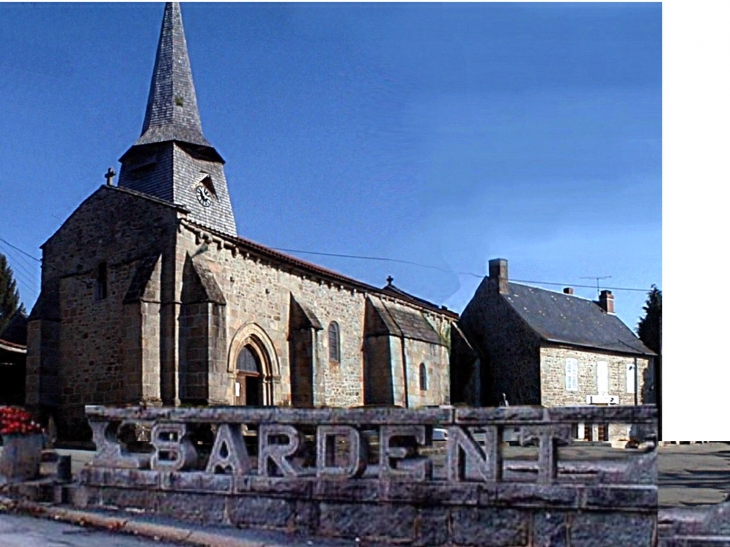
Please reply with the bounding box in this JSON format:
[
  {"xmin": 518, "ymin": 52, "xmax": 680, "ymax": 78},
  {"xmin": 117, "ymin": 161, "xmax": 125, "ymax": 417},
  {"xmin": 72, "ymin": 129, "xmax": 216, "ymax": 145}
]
[
  {"xmin": 563, "ymin": 287, "xmax": 574, "ymax": 295},
  {"xmin": 488, "ymin": 258, "xmax": 509, "ymax": 294},
  {"xmin": 598, "ymin": 290, "xmax": 615, "ymax": 314}
]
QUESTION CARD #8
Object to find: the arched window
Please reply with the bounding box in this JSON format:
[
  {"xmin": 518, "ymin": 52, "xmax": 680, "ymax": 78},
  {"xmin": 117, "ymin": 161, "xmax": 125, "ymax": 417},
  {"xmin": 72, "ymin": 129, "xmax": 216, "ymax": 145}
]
[
  {"xmin": 328, "ymin": 322, "xmax": 340, "ymax": 362},
  {"xmin": 419, "ymin": 363, "xmax": 428, "ymax": 391}
]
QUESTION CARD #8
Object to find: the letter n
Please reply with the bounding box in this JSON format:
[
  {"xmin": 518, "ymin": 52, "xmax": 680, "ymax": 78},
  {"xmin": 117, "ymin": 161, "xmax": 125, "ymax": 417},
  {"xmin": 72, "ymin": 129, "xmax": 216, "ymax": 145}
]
[{"xmin": 447, "ymin": 426, "xmax": 502, "ymax": 482}]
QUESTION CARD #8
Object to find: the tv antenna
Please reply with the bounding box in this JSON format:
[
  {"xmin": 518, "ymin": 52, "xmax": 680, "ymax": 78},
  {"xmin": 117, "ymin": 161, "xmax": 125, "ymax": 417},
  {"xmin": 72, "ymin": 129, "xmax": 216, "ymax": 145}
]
[{"xmin": 580, "ymin": 276, "xmax": 612, "ymax": 296}]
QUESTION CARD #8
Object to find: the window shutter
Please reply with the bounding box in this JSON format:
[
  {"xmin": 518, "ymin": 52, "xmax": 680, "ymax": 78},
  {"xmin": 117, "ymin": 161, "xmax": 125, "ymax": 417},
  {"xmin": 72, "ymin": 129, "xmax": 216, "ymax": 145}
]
[
  {"xmin": 597, "ymin": 361, "xmax": 609, "ymax": 395},
  {"xmin": 626, "ymin": 363, "xmax": 636, "ymax": 394},
  {"xmin": 565, "ymin": 358, "xmax": 578, "ymax": 391}
]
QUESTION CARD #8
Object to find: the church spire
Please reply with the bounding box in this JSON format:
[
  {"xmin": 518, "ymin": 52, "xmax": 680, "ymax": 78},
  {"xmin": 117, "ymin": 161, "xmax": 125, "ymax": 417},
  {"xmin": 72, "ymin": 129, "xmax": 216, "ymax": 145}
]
[
  {"xmin": 134, "ymin": 2, "xmax": 210, "ymax": 149},
  {"xmin": 117, "ymin": 2, "xmax": 237, "ymax": 237}
]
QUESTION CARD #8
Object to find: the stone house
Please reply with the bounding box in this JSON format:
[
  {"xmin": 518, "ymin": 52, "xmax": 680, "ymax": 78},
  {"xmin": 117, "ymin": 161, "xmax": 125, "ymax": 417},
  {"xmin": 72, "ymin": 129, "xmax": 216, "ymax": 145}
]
[
  {"xmin": 456, "ymin": 258, "xmax": 655, "ymax": 441},
  {"xmin": 25, "ymin": 3, "xmax": 457, "ymax": 441}
]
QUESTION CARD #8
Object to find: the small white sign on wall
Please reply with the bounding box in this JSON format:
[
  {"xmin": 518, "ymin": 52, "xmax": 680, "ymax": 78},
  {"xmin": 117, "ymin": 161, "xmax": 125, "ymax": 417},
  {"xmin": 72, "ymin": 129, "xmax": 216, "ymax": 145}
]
[
  {"xmin": 586, "ymin": 394, "xmax": 619, "ymax": 405},
  {"xmin": 235, "ymin": 382, "xmax": 241, "ymax": 397}
]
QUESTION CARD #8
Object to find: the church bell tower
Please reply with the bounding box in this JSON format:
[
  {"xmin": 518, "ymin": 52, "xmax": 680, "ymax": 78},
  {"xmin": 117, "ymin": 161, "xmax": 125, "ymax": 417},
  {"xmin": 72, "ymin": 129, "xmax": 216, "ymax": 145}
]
[{"xmin": 117, "ymin": 2, "xmax": 237, "ymax": 236}]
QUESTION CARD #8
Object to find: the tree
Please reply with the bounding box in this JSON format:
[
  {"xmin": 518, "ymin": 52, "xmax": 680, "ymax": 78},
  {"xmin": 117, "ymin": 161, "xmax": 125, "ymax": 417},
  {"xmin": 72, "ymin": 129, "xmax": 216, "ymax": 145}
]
[
  {"xmin": 0, "ymin": 253, "xmax": 25, "ymax": 333},
  {"xmin": 637, "ymin": 284, "xmax": 662, "ymax": 435},
  {"xmin": 637, "ymin": 285, "xmax": 662, "ymax": 355}
]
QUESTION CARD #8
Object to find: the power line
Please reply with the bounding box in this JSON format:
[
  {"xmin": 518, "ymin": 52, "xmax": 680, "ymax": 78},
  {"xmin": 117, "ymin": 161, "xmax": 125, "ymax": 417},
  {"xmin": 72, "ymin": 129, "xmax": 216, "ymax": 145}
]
[
  {"xmin": 272, "ymin": 247, "xmax": 657, "ymax": 293},
  {"xmin": 0, "ymin": 236, "xmax": 92, "ymax": 289},
  {"xmin": 0, "ymin": 236, "xmax": 658, "ymax": 295},
  {"xmin": 0, "ymin": 237, "xmax": 41, "ymax": 264},
  {"xmin": 271, "ymin": 247, "xmax": 482, "ymax": 277}
]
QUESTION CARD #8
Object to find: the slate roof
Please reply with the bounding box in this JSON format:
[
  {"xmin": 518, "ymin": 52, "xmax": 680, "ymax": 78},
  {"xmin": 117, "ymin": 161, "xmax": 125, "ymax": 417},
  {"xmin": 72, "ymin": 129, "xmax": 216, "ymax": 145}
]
[
  {"xmin": 0, "ymin": 311, "xmax": 28, "ymax": 347},
  {"xmin": 502, "ymin": 283, "xmax": 654, "ymax": 356},
  {"xmin": 133, "ymin": 2, "xmax": 211, "ymax": 151},
  {"xmin": 367, "ymin": 297, "xmax": 444, "ymax": 346}
]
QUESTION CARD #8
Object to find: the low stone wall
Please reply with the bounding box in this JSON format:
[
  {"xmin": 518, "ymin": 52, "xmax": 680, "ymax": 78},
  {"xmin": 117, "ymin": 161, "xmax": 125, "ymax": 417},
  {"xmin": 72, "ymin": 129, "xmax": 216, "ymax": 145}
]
[
  {"xmin": 659, "ymin": 504, "xmax": 730, "ymax": 546},
  {"xmin": 76, "ymin": 405, "xmax": 657, "ymax": 546}
]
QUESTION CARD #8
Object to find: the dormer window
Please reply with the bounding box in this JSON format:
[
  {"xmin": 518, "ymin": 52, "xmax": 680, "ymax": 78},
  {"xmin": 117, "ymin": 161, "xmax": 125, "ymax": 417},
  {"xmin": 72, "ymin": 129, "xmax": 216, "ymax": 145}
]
[{"xmin": 95, "ymin": 262, "xmax": 108, "ymax": 300}]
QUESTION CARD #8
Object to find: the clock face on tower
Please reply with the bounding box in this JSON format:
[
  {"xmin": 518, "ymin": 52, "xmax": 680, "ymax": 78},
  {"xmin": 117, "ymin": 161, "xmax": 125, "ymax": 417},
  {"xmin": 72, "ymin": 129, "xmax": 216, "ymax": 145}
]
[{"xmin": 196, "ymin": 185, "xmax": 213, "ymax": 207}]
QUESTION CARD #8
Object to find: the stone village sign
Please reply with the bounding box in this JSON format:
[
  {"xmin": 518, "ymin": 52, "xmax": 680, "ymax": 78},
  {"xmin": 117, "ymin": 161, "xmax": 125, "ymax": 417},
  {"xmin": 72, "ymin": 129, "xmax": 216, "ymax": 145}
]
[{"xmin": 76, "ymin": 405, "xmax": 658, "ymax": 546}]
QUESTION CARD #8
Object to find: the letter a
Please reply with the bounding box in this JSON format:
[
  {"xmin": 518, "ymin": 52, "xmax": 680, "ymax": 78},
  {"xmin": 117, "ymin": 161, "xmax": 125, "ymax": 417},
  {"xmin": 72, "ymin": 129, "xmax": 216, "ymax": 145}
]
[{"xmin": 205, "ymin": 424, "xmax": 251, "ymax": 475}]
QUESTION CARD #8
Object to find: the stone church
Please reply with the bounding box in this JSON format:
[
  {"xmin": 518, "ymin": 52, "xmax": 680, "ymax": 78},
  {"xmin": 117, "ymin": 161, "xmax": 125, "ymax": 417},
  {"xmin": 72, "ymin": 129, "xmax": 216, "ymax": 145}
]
[{"xmin": 25, "ymin": 3, "xmax": 461, "ymax": 441}]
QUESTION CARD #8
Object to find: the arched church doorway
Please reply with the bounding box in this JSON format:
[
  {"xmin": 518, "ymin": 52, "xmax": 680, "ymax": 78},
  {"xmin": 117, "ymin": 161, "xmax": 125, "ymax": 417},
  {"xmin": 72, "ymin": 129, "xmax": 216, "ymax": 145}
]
[
  {"xmin": 228, "ymin": 323, "xmax": 279, "ymax": 406},
  {"xmin": 235, "ymin": 345, "xmax": 262, "ymax": 406}
]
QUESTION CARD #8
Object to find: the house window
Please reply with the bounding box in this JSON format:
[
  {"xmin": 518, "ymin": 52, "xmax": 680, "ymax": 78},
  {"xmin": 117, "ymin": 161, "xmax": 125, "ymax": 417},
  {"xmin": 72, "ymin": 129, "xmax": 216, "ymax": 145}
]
[
  {"xmin": 95, "ymin": 262, "xmax": 108, "ymax": 300},
  {"xmin": 419, "ymin": 363, "xmax": 428, "ymax": 391},
  {"xmin": 328, "ymin": 322, "xmax": 340, "ymax": 362},
  {"xmin": 626, "ymin": 363, "xmax": 636, "ymax": 394},
  {"xmin": 565, "ymin": 358, "xmax": 578, "ymax": 391}
]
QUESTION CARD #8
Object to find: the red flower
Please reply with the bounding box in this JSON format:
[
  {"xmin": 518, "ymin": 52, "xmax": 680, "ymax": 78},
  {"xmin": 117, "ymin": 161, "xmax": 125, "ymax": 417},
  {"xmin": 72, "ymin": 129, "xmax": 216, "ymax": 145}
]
[{"xmin": 0, "ymin": 406, "xmax": 43, "ymax": 436}]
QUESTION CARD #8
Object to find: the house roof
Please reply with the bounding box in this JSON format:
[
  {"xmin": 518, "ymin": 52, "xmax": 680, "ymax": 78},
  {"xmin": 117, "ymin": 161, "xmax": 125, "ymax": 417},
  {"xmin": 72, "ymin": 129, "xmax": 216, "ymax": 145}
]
[
  {"xmin": 0, "ymin": 311, "xmax": 28, "ymax": 347},
  {"xmin": 502, "ymin": 283, "xmax": 654, "ymax": 356}
]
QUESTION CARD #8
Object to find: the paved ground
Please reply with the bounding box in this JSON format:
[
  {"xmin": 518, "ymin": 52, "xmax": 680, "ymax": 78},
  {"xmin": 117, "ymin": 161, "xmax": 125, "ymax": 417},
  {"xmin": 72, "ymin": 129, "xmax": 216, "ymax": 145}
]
[
  {"xmin": 658, "ymin": 442, "xmax": 730, "ymax": 508},
  {"xmin": 0, "ymin": 512, "xmax": 185, "ymax": 547}
]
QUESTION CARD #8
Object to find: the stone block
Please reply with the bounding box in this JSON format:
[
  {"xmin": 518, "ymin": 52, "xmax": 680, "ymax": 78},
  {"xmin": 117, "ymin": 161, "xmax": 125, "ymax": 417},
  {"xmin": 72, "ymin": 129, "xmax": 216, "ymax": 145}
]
[
  {"xmin": 380, "ymin": 480, "xmax": 479, "ymax": 506},
  {"xmin": 450, "ymin": 507, "xmax": 530, "ymax": 547},
  {"xmin": 160, "ymin": 471, "xmax": 233, "ymax": 494},
  {"xmin": 532, "ymin": 511, "xmax": 569, "ymax": 547},
  {"xmin": 100, "ymin": 486, "xmax": 156, "ymax": 512},
  {"xmin": 583, "ymin": 486, "xmax": 657, "ymax": 510},
  {"xmin": 227, "ymin": 495, "xmax": 296, "ymax": 529},
  {"xmin": 570, "ymin": 512, "xmax": 656, "ymax": 547},
  {"xmin": 248, "ymin": 476, "xmax": 313, "ymax": 498},
  {"xmin": 487, "ymin": 483, "xmax": 580, "ymax": 509},
  {"xmin": 455, "ymin": 406, "xmax": 545, "ymax": 425},
  {"xmin": 155, "ymin": 491, "xmax": 227, "ymax": 524},
  {"xmin": 313, "ymin": 478, "xmax": 379, "ymax": 502},
  {"xmin": 318, "ymin": 502, "xmax": 416, "ymax": 542},
  {"xmin": 414, "ymin": 506, "xmax": 450, "ymax": 547}
]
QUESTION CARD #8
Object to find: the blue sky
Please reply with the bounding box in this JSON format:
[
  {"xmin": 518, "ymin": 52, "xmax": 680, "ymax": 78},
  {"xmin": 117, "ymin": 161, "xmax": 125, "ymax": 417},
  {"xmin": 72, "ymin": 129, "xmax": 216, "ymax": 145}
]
[{"xmin": 0, "ymin": 2, "xmax": 661, "ymax": 331}]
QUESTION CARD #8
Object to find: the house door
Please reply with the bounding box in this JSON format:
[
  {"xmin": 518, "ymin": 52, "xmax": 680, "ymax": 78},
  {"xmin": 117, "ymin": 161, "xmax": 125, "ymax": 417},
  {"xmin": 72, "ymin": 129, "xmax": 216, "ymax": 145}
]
[{"xmin": 235, "ymin": 345, "xmax": 263, "ymax": 406}]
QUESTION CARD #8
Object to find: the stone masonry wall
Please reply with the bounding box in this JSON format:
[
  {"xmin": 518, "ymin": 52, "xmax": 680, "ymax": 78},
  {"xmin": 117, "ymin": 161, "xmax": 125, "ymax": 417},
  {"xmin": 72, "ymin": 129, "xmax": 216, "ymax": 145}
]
[
  {"xmin": 540, "ymin": 346, "xmax": 651, "ymax": 441},
  {"xmin": 404, "ymin": 338, "xmax": 450, "ymax": 408},
  {"xmin": 176, "ymin": 220, "xmax": 453, "ymax": 409},
  {"xmin": 458, "ymin": 278, "xmax": 542, "ymax": 406},
  {"xmin": 29, "ymin": 186, "xmax": 180, "ymax": 439}
]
